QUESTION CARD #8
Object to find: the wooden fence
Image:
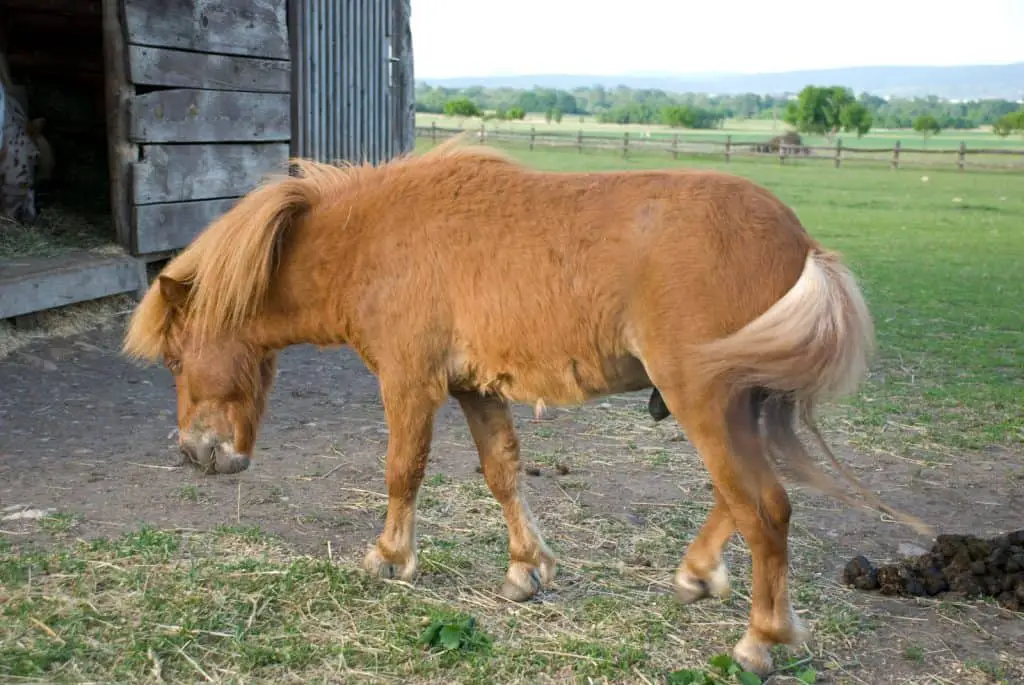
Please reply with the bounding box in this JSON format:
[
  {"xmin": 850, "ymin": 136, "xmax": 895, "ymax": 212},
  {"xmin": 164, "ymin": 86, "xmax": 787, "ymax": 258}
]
[{"xmin": 417, "ymin": 124, "xmax": 1024, "ymax": 172}]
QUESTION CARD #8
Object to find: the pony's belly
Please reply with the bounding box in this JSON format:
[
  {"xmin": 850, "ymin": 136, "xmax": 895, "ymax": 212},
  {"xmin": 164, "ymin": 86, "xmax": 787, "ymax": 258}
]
[{"xmin": 447, "ymin": 351, "xmax": 652, "ymax": 406}]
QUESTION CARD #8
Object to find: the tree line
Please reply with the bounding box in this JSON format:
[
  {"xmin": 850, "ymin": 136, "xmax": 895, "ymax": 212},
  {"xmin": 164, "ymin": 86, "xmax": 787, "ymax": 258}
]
[{"xmin": 416, "ymin": 83, "xmax": 1024, "ymax": 134}]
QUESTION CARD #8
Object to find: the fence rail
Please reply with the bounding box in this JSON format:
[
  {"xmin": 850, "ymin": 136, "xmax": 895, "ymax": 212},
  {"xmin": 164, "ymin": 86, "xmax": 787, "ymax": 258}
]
[{"xmin": 417, "ymin": 124, "xmax": 1024, "ymax": 172}]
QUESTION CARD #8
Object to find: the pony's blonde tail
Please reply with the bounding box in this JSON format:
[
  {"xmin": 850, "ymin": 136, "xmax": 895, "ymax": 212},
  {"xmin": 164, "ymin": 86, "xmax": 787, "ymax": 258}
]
[{"xmin": 694, "ymin": 249, "xmax": 933, "ymax": 535}]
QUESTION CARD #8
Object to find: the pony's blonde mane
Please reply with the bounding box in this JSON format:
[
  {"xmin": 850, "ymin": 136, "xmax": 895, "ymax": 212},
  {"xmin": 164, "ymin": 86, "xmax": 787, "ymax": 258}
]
[{"xmin": 122, "ymin": 135, "xmax": 514, "ymax": 361}]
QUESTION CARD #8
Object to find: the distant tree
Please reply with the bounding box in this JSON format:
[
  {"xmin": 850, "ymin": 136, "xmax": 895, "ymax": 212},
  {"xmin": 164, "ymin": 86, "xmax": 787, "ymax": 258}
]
[
  {"xmin": 838, "ymin": 101, "xmax": 873, "ymax": 137},
  {"xmin": 505, "ymin": 106, "xmax": 526, "ymax": 120},
  {"xmin": 657, "ymin": 104, "xmax": 725, "ymax": 129},
  {"xmin": 912, "ymin": 114, "xmax": 942, "ymax": 143},
  {"xmin": 443, "ymin": 96, "xmax": 481, "ymax": 118},
  {"xmin": 784, "ymin": 85, "xmax": 873, "ymax": 139},
  {"xmin": 415, "ymin": 82, "xmax": 1020, "ymax": 132},
  {"xmin": 661, "ymin": 105, "xmax": 696, "ymax": 128},
  {"xmin": 992, "ymin": 110, "xmax": 1024, "ymax": 137},
  {"xmin": 551, "ymin": 107, "xmax": 563, "ymax": 123}
]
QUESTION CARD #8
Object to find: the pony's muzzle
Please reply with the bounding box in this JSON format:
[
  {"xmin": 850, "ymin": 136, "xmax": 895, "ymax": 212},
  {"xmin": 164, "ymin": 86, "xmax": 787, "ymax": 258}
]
[
  {"xmin": 179, "ymin": 440, "xmax": 251, "ymax": 474},
  {"xmin": 180, "ymin": 431, "xmax": 251, "ymax": 475},
  {"xmin": 214, "ymin": 445, "xmax": 252, "ymax": 474},
  {"xmin": 179, "ymin": 438, "xmax": 214, "ymax": 472}
]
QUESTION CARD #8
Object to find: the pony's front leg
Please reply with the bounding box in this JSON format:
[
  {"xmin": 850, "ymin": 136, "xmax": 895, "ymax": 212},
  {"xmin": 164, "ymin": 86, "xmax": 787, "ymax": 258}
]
[
  {"xmin": 362, "ymin": 377, "xmax": 443, "ymax": 582},
  {"xmin": 454, "ymin": 390, "xmax": 556, "ymax": 601}
]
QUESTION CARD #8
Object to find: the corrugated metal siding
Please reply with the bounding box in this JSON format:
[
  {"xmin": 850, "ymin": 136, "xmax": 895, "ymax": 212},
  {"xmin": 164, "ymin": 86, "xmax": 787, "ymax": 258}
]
[{"xmin": 290, "ymin": 0, "xmax": 412, "ymax": 165}]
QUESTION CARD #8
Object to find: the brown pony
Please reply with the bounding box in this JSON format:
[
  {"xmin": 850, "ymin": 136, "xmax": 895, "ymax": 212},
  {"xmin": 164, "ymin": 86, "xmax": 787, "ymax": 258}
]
[{"xmin": 123, "ymin": 137, "xmax": 929, "ymax": 676}]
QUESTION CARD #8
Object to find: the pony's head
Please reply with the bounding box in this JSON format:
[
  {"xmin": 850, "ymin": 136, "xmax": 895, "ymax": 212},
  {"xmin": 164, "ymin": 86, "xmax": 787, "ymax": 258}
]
[
  {"xmin": 135, "ymin": 274, "xmax": 279, "ymax": 474},
  {"xmin": 122, "ymin": 164, "xmax": 320, "ymax": 474},
  {"xmin": 124, "ymin": 142, "xmax": 489, "ymax": 473}
]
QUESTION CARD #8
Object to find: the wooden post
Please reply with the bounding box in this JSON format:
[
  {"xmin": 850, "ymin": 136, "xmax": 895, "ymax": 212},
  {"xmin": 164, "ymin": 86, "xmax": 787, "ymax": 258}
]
[
  {"xmin": 834, "ymin": 138, "xmax": 842, "ymax": 168},
  {"xmin": 892, "ymin": 140, "xmax": 900, "ymax": 169},
  {"xmin": 479, "ymin": 122, "xmax": 485, "ymax": 145},
  {"xmin": 622, "ymin": 131, "xmax": 629, "ymax": 158},
  {"xmin": 431, "ymin": 121, "xmax": 437, "ymax": 143},
  {"xmin": 672, "ymin": 133, "xmax": 679, "ymax": 160},
  {"xmin": 958, "ymin": 142, "xmax": 966, "ymax": 171},
  {"xmin": 778, "ymin": 141, "xmax": 785, "ymax": 165},
  {"xmin": 529, "ymin": 126, "xmax": 535, "ymax": 151},
  {"xmin": 724, "ymin": 134, "xmax": 731, "ymax": 163},
  {"xmin": 101, "ymin": 0, "xmax": 138, "ymax": 253},
  {"xmin": 577, "ymin": 128, "xmax": 583, "ymax": 153}
]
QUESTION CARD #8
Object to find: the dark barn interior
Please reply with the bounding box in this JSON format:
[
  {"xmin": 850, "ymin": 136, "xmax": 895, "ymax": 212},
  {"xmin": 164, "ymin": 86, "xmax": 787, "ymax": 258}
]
[{"xmin": 1, "ymin": 0, "xmax": 115, "ymax": 247}]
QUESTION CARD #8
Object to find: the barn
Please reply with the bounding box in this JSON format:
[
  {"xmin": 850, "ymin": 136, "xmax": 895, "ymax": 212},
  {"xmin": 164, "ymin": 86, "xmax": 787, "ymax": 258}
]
[{"xmin": 0, "ymin": 0, "xmax": 415, "ymax": 325}]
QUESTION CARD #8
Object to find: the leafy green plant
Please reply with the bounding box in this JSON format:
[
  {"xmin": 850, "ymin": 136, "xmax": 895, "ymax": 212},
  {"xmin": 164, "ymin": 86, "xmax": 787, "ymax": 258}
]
[
  {"xmin": 667, "ymin": 653, "xmax": 817, "ymax": 684},
  {"xmin": 417, "ymin": 614, "xmax": 490, "ymax": 653}
]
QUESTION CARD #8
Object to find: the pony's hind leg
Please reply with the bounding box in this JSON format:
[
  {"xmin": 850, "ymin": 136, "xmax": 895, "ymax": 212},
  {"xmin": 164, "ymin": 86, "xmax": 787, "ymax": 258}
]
[
  {"xmin": 673, "ymin": 487, "xmax": 734, "ymax": 604},
  {"xmin": 362, "ymin": 376, "xmax": 445, "ymax": 582},
  {"xmin": 659, "ymin": 382, "xmax": 805, "ymax": 676},
  {"xmin": 454, "ymin": 390, "xmax": 556, "ymax": 601},
  {"xmin": 674, "ymin": 389, "xmax": 769, "ymax": 602}
]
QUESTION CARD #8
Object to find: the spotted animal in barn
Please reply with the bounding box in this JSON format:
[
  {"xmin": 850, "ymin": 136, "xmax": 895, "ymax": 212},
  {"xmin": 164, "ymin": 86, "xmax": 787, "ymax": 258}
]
[{"xmin": 0, "ymin": 52, "xmax": 51, "ymax": 224}]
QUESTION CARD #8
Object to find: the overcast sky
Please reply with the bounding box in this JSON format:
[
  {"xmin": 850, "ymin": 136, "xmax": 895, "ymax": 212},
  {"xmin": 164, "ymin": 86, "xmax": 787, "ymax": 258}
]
[{"xmin": 410, "ymin": 0, "xmax": 1024, "ymax": 78}]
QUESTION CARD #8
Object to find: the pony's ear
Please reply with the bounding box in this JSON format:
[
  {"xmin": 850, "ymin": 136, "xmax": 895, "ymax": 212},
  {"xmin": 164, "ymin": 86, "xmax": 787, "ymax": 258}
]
[{"xmin": 158, "ymin": 276, "xmax": 191, "ymax": 309}]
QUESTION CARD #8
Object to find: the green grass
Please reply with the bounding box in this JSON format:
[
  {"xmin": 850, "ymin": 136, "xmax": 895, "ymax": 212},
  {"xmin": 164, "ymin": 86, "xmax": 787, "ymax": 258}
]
[
  {"xmin": 0, "ymin": 523, "xmax": 829, "ymax": 684},
  {"xmin": 419, "ymin": 138, "xmax": 1023, "ymax": 454}
]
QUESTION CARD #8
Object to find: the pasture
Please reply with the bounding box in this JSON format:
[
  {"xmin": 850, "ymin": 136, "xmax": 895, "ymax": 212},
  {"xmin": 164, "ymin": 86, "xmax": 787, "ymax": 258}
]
[
  {"xmin": 415, "ymin": 112, "xmax": 1024, "ymax": 152},
  {"xmin": 1, "ymin": 141, "xmax": 1021, "ymax": 684}
]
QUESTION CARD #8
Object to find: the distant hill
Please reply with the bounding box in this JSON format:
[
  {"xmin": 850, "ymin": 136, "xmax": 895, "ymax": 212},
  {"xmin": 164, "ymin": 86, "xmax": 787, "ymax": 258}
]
[{"xmin": 418, "ymin": 63, "xmax": 1024, "ymax": 101}]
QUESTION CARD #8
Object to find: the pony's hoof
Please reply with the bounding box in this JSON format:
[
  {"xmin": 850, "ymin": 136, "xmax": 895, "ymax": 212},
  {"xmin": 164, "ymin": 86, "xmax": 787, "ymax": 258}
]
[
  {"xmin": 674, "ymin": 562, "xmax": 730, "ymax": 604},
  {"xmin": 500, "ymin": 553, "xmax": 557, "ymax": 601},
  {"xmin": 501, "ymin": 563, "xmax": 542, "ymax": 601},
  {"xmin": 363, "ymin": 546, "xmax": 417, "ymax": 582},
  {"xmin": 732, "ymin": 633, "xmax": 774, "ymax": 677}
]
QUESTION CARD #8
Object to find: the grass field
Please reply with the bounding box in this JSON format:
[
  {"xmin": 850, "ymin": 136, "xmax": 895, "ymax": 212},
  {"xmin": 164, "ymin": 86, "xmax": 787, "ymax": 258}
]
[
  {"xmin": 415, "ymin": 137, "xmax": 1023, "ymax": 455},
  {"xmin": 416, "ymin": 113, "xmax": 1024, "ymax": 152},
  {"xmin": 2, "ymin": 140, "xmax": 1022, "ymax": 684}
]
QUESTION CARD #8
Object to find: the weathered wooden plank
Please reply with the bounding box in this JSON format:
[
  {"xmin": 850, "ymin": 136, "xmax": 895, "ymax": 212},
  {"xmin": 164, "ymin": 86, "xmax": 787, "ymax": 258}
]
[
  {"xmin": 131, "ymin": 143, "xmax": 288, "ymax": 204},
  {"xmin": 128, "ymin": 46, "xmax": 290, "ymax": 92},
  {"xmin": 124, "ymin": 0, "xmax": 288, "ymax": 59},
  {"xmin": 133, "ymin": 198, "xmax": 240, "ymax": 255},
  {"xmin": 129, "ymin": 89, "xmax": 290, "ymax": 144},
  {"xmin": 0, "ymin": 250, "xmax": 147, "ymax": 320},
  {"xmin": 102, "ymin": 0, "xmax": 137, "ymax": 252}
]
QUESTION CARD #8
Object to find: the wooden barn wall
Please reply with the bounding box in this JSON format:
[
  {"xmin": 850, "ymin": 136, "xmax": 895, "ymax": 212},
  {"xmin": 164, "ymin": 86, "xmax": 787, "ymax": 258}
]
[
  {"xmin": 3, "ymin": 0, "xmax": 413, "ymax": 259},
  {"xmin": 111, "ymin": 0, "xmax": 292, "ymax": 257},
  {"xmin": 289, "ymin": 0, "xmax": 414, "ymax": 165}
]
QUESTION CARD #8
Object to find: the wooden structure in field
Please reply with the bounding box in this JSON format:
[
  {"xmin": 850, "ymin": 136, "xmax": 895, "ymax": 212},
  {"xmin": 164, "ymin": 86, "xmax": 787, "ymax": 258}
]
[
  {"xmin": 1, "ymin": 0, "xmax": 413, "ymax": 260},
  {"xmin": 0, "ymin": 0, "xmax": 414, "ymax": 321},
  {"xmin": 106, "ymin": 0, "xmax": 294, "ymax": 258}
]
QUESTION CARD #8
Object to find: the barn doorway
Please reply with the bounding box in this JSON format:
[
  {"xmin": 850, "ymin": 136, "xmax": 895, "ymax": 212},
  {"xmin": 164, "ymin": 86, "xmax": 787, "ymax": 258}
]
[{"xmin": 1, "ymin": 0, "xmax": 118, "ymax": 258}]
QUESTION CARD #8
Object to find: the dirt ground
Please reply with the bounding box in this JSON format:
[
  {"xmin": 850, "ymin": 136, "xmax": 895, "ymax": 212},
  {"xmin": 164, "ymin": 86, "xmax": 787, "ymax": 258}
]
[{"xmin": 1, "ymin": 319, "xmax": 1022, "ymax": 684}]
